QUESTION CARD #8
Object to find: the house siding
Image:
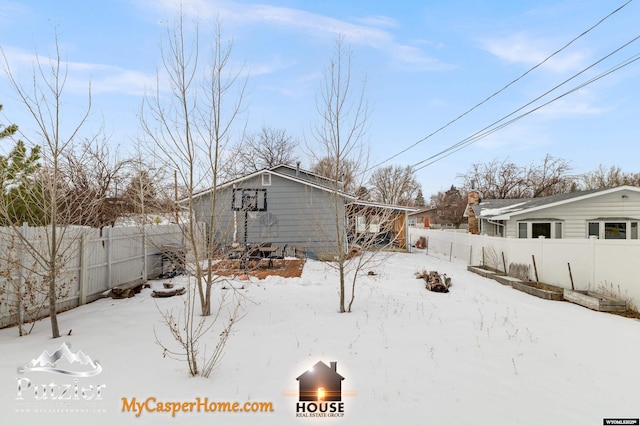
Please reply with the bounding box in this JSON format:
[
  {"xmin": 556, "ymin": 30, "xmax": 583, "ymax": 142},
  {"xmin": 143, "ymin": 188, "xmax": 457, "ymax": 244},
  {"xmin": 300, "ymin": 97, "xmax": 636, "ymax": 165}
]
[
  {"xmin": 500, "ymin": 188, "xmax": 640, "ymax": 238},
  {"xmin": 193, "ymin": 173, "xmax": 346, "ymax": 258}
]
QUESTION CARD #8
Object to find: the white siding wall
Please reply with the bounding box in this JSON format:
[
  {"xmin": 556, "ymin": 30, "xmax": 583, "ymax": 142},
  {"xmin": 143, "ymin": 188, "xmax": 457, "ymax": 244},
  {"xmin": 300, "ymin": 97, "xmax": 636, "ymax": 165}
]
[{"xmin": 501, "ymin": 189, "xmax": 640, "ymax": 238}]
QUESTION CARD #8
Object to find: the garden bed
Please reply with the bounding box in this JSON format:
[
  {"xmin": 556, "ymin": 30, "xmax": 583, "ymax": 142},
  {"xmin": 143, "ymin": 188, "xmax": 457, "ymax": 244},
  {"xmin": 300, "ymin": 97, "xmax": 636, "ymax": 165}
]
[
  {"xmin": 466, "ymin": 265, "xmax": 504, "ymax": 279},
  {"xmin": 511, "ymin": 281, "xmax": 564, "ymax": 301},
  {"xmin": 494, "ymin": 275, "xmax": 526, "ymax": 287},
  {"xmin": 563, "ymin": 289, "xmax": 627, "ymax": 312}
]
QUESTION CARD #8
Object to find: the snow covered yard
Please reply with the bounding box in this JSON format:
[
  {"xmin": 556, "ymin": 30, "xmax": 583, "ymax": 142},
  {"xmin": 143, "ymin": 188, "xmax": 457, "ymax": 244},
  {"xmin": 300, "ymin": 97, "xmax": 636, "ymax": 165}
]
[{"xmin": 1, "ymin": 251, "xmax": 638, "ymax": 425}]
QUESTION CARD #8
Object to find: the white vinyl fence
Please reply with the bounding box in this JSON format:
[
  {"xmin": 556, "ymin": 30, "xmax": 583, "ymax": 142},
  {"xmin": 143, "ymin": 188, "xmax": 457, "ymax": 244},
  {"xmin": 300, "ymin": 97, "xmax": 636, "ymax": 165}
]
[
  {"xmin": 0, "ymin": 223, "xmax": 199, "ymax": 329},
  {"xmin": 408, "ymin": 228, "xmax": 640, "ymax": 308}
]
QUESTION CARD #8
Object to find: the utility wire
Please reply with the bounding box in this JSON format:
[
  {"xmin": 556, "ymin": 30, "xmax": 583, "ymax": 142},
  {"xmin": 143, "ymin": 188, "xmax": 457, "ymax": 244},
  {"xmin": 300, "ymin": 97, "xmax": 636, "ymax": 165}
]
[
  {"xmin": 412, "ymin": 51, "xmax": 640, "ymax": 172},
  {"xmin": 411, "ymin": 33, "xmax": 640, "ymax": 170},
  {"xmin": 365, "ymin": 0, "xmax": 633, "ymax": 173}
]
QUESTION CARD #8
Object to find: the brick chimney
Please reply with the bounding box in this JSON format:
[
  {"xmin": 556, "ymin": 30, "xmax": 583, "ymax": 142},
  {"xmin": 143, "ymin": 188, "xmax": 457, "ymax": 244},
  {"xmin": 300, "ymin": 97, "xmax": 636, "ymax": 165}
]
[
  {"xmin": 467, "ymin": 190, "xmax": 480, "ymax": 235},
  {"xmin": 330, "ymin": 362, "xmax": 337, "ymax": 372}
]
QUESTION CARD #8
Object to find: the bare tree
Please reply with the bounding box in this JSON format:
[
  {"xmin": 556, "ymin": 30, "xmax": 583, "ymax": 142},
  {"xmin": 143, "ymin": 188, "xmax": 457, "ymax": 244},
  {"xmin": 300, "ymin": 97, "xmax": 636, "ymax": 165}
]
[
  {"xmin": 458, "ymin": 158, "xmax": 527, "ymax": 199},
  {"xmin": 1, "ymin": 38, "xmax": 98, "ymax": 338},
  {"xmin": 526, "ymin": 154, "xmax": 574, "ymax": 197},
  {"xmin": 458, "ymin": 155, "xmax": 575, "ymax": 199},
  {"xmin": 430, "ymin": 185, "xmax": 467, "ymax": 228},
  {"xmin": 228, "ymin": 126, "xmax": 299, "ymax": 178},
  {"xmin": 310, "ymin": 37, "xmax": 390, "ymax": 314},
  {"xmin": 310, "ymin": 156, "xmax": 358, "ymax": 194},
  {"xmin": 140, "ymin": 13, "xmax": 245, "ymax": 377},
  {"xmin": 580, "ymin": 164, "xmax": 640, "ymax": 190},
  {"xmin": 59, "ymin": 139, "xmax": 132, "ymax": 227},
  {"xmin": 368, "ymin": 165, "xmax": 421, "ymax": 205}
]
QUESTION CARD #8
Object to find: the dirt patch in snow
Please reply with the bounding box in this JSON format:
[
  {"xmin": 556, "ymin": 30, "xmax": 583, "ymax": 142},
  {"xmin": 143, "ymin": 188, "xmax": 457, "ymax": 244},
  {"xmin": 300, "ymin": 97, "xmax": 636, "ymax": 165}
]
[{"xmin": 206, "ymin": 259, "xmax": 305, "ymax": 280}]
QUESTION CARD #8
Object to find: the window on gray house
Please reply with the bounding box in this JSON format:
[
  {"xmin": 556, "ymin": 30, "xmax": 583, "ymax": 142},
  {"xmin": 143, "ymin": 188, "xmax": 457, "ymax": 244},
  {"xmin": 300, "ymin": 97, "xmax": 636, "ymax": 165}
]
[
  {"xmin": 632, "ymin": 222, "xmax": 638, "ymax": 239},
  {"xmin": 588, "ymin": 222, "xmax": 599, "ymax": 238}
]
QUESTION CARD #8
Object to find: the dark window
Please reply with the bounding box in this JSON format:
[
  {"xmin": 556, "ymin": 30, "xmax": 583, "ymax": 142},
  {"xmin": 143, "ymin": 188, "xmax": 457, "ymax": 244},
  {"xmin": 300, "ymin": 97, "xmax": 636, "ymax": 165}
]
[
  {"xmin": 588, "ymin": 222, "xmax": 599, "ymax": 238},
  {"xmin": 604, "ymin": 222, "xmax": 626, "ymax": 239},
  {"xmin": 531, "ymin": 223, "xmax": 551, "ymax": 238}
]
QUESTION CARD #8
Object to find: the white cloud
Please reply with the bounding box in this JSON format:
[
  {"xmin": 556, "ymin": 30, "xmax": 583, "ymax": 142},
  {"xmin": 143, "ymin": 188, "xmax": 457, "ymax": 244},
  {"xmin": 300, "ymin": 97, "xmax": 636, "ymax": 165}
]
[
  {"xmin": 135, "ymin": 0, "xmax": 449, "ymax": 71},
  {"xmin": 480, "ymin": 32, "xmax": 588, "ymax": 73},
  {"xmin": 1, "ymin": 47, "xmax": 154, "ymax": 96},
  {"xmin": 475, "ymin": 123, "xmax": 550, "ymax": 151},
  {"xmin": 534, "ymin": 90, "xmax": 610, "ymax": 118},
  {"xmin": 353, "ymin": 15, "xmax": 399, "ymax": 29}
]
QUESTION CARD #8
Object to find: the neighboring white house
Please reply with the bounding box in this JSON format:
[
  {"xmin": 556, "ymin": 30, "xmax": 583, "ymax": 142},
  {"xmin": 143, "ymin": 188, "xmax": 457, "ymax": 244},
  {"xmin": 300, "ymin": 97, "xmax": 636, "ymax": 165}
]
[{"xmin": 465, "ymin": 185, "xmax": 640, "ymax": 239}]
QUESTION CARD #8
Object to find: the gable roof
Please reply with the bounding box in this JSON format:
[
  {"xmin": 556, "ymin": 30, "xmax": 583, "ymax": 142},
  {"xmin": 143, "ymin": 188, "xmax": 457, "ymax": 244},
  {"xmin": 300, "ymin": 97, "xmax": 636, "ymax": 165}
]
[
  {"xmin": 187, "ymin": 168, "xmax": 356, "ymax": 202},
  {"xmin": 475, "ymin": 186, "xmax": 640, "ymax": 220},
  {"xmin": 408, "ymin": 206, "xmax": 438, "ymax": 217},
  {"xmin": 348, "ymin": 199, "xmax": 419, "ymax": 213},
  {"xmin": 270, "ymin": 164, "xmax": 343, "ymax": 185}
]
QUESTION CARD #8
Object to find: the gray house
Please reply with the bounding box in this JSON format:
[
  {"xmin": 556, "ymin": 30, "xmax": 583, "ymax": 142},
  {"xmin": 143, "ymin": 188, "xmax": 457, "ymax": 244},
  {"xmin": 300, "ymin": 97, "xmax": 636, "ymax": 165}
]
[
  {"xmin": 190, "ymin": 165, "xmax": 356, "ymax": 259},
  {"xmin": 190, "ymin": 164, "xmax": 415, "ymax": 258},
  {"xmin": 466, "ymin": 185, "xmax": 640, "ymax": 239}
]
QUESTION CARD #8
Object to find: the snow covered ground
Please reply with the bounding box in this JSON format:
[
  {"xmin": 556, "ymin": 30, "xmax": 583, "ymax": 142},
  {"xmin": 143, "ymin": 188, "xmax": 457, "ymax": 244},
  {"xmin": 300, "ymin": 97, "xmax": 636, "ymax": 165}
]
[{"xmin": 1, "ymin": 251, "xmax": 638, "ymax": 425}]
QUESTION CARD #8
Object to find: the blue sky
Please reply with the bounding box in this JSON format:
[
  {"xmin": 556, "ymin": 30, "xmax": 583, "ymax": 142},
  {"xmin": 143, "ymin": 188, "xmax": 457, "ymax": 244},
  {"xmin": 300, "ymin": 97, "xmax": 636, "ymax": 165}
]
[{"xmin": 0, "ymin": 0, "xmax": 638, "ymax": 197}]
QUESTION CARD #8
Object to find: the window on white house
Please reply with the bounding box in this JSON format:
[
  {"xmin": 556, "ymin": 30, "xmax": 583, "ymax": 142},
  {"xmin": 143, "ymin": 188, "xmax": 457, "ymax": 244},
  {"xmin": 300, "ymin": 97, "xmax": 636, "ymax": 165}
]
[
  {"xmin": 604, "ymin": 222, "xmax": 626, "ymax": 239},
  {"xmin": 555, "ymin": 222, "xmax": 563, "ymax": 239},
  {"xmin": 532, "ymin": 223, "xmax": 551, "ymax": 238},
  {"xmin": 518, "ymin": 223, "xmax": 527, "ymax": 238},
  {"xmin": 587, "ymin": 220, "xmax": 639, "ymax": 239},
  {"xmin": 261, "ymin": 172, "xmax": 271, "ymax": 186},
  {"xmin": 518, "ymin": 221, "xmax": 562, "ymax": 238}
]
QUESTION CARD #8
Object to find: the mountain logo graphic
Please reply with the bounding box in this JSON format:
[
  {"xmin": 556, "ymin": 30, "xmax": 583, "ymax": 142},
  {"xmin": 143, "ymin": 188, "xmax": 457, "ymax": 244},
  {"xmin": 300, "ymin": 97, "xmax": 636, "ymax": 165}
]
[{"xmin": 18, "ymin": 342, "xmax": 102, "ymax": 377}]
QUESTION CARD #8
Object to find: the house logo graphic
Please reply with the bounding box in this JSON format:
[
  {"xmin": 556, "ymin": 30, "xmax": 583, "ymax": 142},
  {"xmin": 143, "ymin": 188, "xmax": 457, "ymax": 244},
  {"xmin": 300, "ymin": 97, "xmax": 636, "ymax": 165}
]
[
  {"xmin": 18, "ymin": 342, "xmax": 102, "ymax": 377},
  {"xmin": 295, "ymin": 361, "xmax": 345, "ymax": 418}
]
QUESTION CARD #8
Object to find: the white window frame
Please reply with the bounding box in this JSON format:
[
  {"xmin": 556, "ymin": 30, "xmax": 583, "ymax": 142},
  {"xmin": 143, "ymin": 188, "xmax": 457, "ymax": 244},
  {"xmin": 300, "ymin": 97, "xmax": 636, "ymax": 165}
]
[
  {"xmin": 517, "ymin": 221, "xmax": 562, "ymax": 239},
  {"xmin": 587, "ymin": 220, "xmax": 639, "ymax": 239},
  {"xmin": 261, "ymin": 172, "xmax": 272, "ymax": 186}
]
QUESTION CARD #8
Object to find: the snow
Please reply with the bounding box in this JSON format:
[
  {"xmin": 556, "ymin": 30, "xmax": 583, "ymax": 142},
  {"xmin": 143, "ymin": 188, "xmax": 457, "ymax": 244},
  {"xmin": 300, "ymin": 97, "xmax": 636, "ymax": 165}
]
[
  {"xmin": 1, "ymin": 251, "xmax": 638, "ymax": 425},
  {"xmin": 479, "ymin": 201, "xmax": 529, "ymax": 217}
]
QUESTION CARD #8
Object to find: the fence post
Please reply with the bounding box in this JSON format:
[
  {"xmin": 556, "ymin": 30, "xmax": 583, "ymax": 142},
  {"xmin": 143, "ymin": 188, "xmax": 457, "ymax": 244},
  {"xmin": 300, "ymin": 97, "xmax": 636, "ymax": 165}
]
[
  {"xmin": 79, "ymin": 232, "xmax": 88, "ymax": 306},
  {"xmin": 590, "ymin": 236, "xmax": 597, "ymax": 289},
  {"xmin": 142, "ymin": 226, "xmax": 148, "ymax": 282},
  {"xmin": 18, "ymin": 222, "xmax": 29, "ymax": 328},
  {"xmin": 106, "ymin": 227, "xmax": 112, "ymax": 289}
]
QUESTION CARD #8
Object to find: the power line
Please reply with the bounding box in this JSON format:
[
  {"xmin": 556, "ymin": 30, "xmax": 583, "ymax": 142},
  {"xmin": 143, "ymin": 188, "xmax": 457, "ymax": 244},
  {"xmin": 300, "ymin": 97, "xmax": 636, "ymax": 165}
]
[
  {"xmin": 411, "ymin": 33, "xmax": 640, "ymax": 170},
  {"xmin": 366, "ymin": 0, "xmax": 633, "ymax": 172},
  {"xmin": 412, "ymin": 51, "xmax": 640, "ymax": 172}
]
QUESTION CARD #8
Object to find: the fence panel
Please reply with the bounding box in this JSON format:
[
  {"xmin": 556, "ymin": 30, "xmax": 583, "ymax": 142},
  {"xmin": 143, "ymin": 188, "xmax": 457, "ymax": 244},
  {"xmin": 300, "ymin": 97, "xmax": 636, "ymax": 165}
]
[
  {"xmin": 409, "ymin": 228, "xmax": 640, "ymax": 308},
  {"xmin": 1, "ymin": 223, "xmax": 191, "ymax": 329}
]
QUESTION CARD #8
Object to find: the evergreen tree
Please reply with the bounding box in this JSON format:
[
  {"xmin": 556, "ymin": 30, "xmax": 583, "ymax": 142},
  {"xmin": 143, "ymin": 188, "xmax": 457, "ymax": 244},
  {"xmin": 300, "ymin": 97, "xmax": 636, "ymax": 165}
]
[
  {"xmin": 0, "ymin": 111, "xmax": 44, "ymax": 225},
  {"xmin": 414, "ymin": 188, "xmax": 426, "ymax": 207}
]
